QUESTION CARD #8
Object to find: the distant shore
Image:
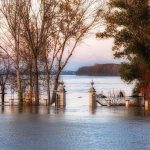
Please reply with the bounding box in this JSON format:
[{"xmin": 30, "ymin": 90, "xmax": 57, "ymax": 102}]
[{"xmin": 76, "ymin": 64, "xmax": 121, "ymax": 76}]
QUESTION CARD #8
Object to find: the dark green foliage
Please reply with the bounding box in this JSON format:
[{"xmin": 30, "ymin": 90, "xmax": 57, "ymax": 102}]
[
  {"xmin": 120, "ymin": 61, "xmax": 139, "ymax": 83},
  {"xmin": 98, "ymin": 0, "xmax": 150, "ymax": 83}
]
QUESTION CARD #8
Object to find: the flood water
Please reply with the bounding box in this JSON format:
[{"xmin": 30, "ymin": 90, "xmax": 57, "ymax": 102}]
[{"xmin": 0, "ymin": 76, "xmax": 150, "ymax": 150}]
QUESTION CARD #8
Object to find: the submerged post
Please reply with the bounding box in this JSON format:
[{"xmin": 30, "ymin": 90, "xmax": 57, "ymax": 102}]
[
  {"xmin": 125, "ymin": 100, "xmax": 130, "ymax": 107},
  {"xmin": 56, "ymin": 81, "xmax": 66, "ymax": 107},
  {"xmin": 88, "ymin": 81, "xmax": 96, "ymax": 108},
  {"xmin": 145, "ymin": 100, "xmax": 150, "ymax": 110}
]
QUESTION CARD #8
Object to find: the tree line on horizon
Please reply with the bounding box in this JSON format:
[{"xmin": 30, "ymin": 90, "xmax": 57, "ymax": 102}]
[
  {"xmin": 76, "ymin": 64, "xmax": 121, "ymax": 76},
  {"xmin": 0, "ymin": 0, "xmax": 104, "ymax": 105}
]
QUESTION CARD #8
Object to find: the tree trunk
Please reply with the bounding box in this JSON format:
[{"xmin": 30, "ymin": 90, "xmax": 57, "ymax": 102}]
[
  {"xmin": 45, "ymin": 59, "xmax": 51, "ymax": 105},
  {"xmin": 51, "ymin": 74, "xmax": 60, "ymax": 105},
  {"xmin": 16, "ymin": 65, "xmax": 23, "ymax": 105},
  {"xmin": 33, "ymin": 57, "xmax": 39, "ymax": 105},
  {"xmin": 1, "ymin": 85, "xmax": 5, "ymax": 106},
  {"xmin": 15, "ymin": 37, "xmax": 23, "ymax": 105},
  {"xmin": 29, "ymin": 63, "xmax": 33, "ymax": 104}
]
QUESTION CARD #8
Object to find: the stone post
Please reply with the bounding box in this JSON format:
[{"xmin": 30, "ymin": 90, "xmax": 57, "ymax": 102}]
[
  {"xmin": 145, "ymin": 100, "xmax": 150, "ymax": 110},
  {"xmin": 88, "ymin": 81, "xmax": 96, "ymax": 108},
  {"xmin": 125, "ymin": 100, "xmax": 130, "ymax": 107},
  {"xmin": 56, "ymin": 81, "xmax": 66, "ymax": 107}
]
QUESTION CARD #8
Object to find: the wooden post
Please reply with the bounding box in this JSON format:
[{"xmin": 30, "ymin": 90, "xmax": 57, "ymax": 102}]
[
  {"xmin": 125, "ymin": 100, "xmax": 130, "ymax": 107},
  {"xmin": 88, "ymin": 81, "xmax": 96, "ymax": 108}
]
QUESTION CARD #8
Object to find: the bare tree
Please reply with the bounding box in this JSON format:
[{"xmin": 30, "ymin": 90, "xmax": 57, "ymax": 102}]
[
  {"xmin": 0, "ymin": 53, "xmax": 12, "ymax": 105},
  {"xmin": 0, "ymin": 0, "xmax": 104, "ymax": 106},
  {"xmin": 19, "ymin": 0, "xmax": 104, "ymax": 105},
  {"xmin": 0, "ymin": 0, "xmax": 24, "ymax": 104},
  {"xmin": 50, "ymin": 0, "xmax": 103, "ymax": 104},
  {"xmin": 18, "ymin": 0, "xmax": 59, "ymax": 105}
]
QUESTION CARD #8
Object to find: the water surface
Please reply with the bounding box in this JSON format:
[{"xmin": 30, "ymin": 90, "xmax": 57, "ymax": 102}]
[{"xmin": 0, "ymin": 76, "xmax": 150, "ymax": 150}]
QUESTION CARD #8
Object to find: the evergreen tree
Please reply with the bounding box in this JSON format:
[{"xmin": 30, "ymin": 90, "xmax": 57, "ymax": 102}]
[{"xmin": 97, "ymin": 0, "xmax": 150, "ymax": 84}]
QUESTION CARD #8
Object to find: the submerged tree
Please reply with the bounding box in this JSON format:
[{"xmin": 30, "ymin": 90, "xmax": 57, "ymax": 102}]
[
  {"xmin": 97, "ymin": 0, "xmax": 150, "ymax": 96},
  {"xmin": 19, "ymin": 0, "xmax": 104, "ymax": 105},
  {"xmin": 0, "ymin": 0, "xmax": 24, "ymax": 104},
  {"xmin": 120, "ymin": 57, "xmax": 150, "ymax": 98},
  {"xmin": 0, "ymin": 53, "xmax": 12, "ymax": 105},
  {"xmin": 0, "ymin": 0, "xmax": 104, "ymax": 106},
  {"xmin": 50, "ymin": 0, "xmax": 103, "ymax": 104}
]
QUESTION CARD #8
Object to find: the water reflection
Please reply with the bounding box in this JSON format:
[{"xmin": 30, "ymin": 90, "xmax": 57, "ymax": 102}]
[
  {"xmin": 89, "ymin": 106, "xmax": 97, "ymax": 114},
  {"xmin": 0, "ymin": 105, "xmax": 67, "ymax": 116},
  {"xmin": 1, "ymin": 105, "xmax": 5, "ymax": 113},
  {"xmin": 1, "ymin": 76, "xmax": 150, "ymax": 150},
  {"xmin": 0, "ymin": 106, "xmax": 150, "ymax": 150},
  {"xmin": 1, "ymin": 105, "xmax": 150, "ymax": 117}
]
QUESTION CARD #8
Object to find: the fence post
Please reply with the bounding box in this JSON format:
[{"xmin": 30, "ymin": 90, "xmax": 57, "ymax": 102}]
[{"xmin": 88, "ymin": 81, "xmax": 96, "ymax": 108}]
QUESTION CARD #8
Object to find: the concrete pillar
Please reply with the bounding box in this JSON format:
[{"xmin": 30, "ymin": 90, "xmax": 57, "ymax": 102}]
[
  {"xmin": 9, "ymin": 99, "xmax": 14, "ymax": 106},
  {"xmin": 125, "ymin": 100, "xmax": 130, "ymax": 107},
  {"xmin": 59, "ymin": 91, "xmax": 66, "ymax": 106},
  {"xmin": 56, "ymin": 81, "xmax": 66, "ymax": 107},
  {"xmin": 88, "ymin": 81, "xmax": 96, "ymax": 108},
  {"xmin": 145, "ymin": 100, "xmax": 150, "ymax": 110}
]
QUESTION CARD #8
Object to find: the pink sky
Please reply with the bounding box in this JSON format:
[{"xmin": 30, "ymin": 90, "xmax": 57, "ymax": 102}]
[{"xmin": 65, "ymin": 37, "xmax": 122, "ymax": 71}]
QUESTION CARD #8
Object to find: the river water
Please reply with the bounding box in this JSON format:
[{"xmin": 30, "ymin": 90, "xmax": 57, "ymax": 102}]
[{"xmin": 0, "ymin": 76, "xmax": 150, "ymax": 150}]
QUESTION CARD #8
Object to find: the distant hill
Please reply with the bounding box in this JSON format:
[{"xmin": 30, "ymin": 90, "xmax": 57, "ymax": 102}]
[{"xmin": 76, "ymin": 64, "xmax": 121, "ymax": 76}]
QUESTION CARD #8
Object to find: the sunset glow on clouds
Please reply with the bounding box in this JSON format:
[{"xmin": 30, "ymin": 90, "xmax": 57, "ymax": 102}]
[{"xmin": 65, "ymin": 37, "xmax": 122, "ymax": 71}]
